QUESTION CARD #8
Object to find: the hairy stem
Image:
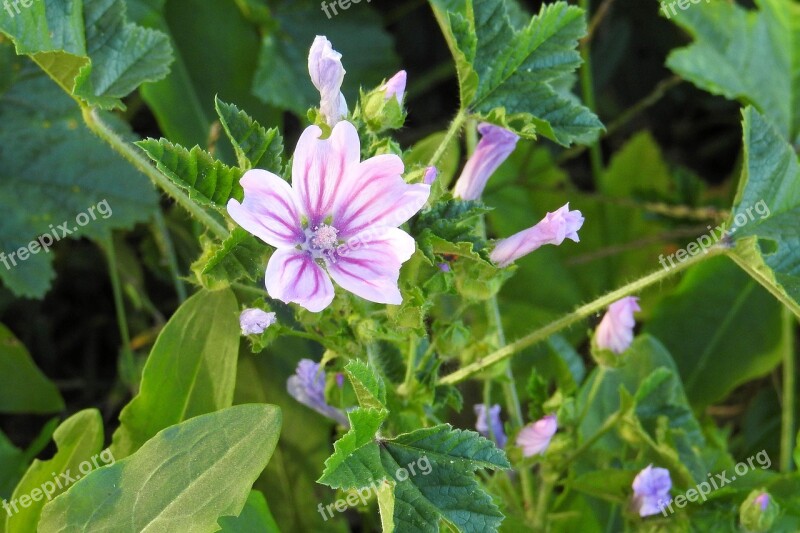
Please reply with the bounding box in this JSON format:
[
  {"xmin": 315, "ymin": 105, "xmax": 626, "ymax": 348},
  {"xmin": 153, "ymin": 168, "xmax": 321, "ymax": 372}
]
[
  {"xmin": 440, "ymin": 245, "xmax": 727, "ymax": 384},
  {"xmin": 427, "ymin": 108, "xmax": 467, "ymax": 170},
  {"xmin": 781, "ymin": 306, "xmax": 797, "ymax": 472}
]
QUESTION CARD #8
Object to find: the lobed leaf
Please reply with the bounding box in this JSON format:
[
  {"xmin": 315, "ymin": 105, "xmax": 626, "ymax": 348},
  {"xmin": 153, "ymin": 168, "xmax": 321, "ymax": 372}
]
[{"xmin": 215, "ymin": 97, "xmax": 284, "ymax": 172}]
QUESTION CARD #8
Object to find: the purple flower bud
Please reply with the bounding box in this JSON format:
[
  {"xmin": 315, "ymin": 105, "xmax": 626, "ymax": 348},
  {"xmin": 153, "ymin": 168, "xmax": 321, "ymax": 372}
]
[
  {"xmin": 308, "ymin": 36, "xmax": 348, "ymax": 126},
  {"xmin": 437, "ymin": 262, "xmax": 451, "ymax": 273},
  {"xmin": 474, "ymin": 404, "xmax": 507, "ymax": 448},
  {"xmin": 287, "ymin": 359, "xmax": 349, "ymax": 426},
  {"xmin": 335, "ymin": 372, "xmax": 345, "ymax": 388},
  {"xmin": 382, "ymin": 70, "xmax": 407, "ymax": 104},
  {"xmin": 423, "ymin": 166, "xmax": 438, "ymax": 185},
  {"xmin": 516, "ymin": 414, "xmax": 557, "ymax": 457},
  {"xmin": 453, "ymin": 123, "xmax": 519, "ymax": 200},
  {"xmin": 239, "ymin": 308, "xmax": 277, "ymax": 335},
  {"xmin": 632, "ymin": 465, "xmax": 672, "ymax": 517},
  {"xmin": 595, "ymin": 296, "xmax": 641, "ymax": 354},
  {"xmin": 490, "ymin": 203, "xmax": 584, "ymax": 267}
]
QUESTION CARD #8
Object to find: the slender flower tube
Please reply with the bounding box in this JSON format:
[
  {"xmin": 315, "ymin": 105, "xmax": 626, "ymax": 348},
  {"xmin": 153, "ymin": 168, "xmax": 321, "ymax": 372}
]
[
  {"xmin": 474, "ymin": 404, "xmax": 507, "ymax": 448},
  {"xmin": 382, "ymin": 70, "xmax": 407, "ymax": 104},
  {"xmin": 287, "ymin": 359, "xmax": 349, "ymax": 426},
  {"xmin": 516, "ymin": 414, "xmax": 557, "ymax": 457},
  {"xmin": 595, "ymin": 296, "xmax": 641, "ymax": 354},
  {"xmin": 239, "ymin": 308, "xmax": 277, "ymax": 335},
  {"xmin": 308, "ymin": 36, "xmax": 348, "ymax": 126},
  {"xmin": 453, "ymin": 123, "xmax": 519, "ymax": 200},
  {"xmin": 632, "ymin": 465, "xmax": 672, "ymax": 517},
  {"xmin": 227, "ymin": 121, "xmax": 430, "ymax": 312},
  {"xmin": 490, "ymin": 203, "xmax": 584, "ymax": 267}
]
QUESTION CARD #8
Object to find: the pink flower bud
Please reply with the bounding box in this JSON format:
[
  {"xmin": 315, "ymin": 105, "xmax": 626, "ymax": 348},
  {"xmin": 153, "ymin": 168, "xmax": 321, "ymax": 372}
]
[
  {"xmin": 453, "ymin": 123, "xmax": 519, "ymax": 200},
  {"xmin": 516, "ymin": 414, "xmax": 557, "ymax": 457},
  {"xmin": 382, "ymin": 70, "xmax": 407, "ymax": 104},
  {"xmin": 423, "ymin": 166, "xmax": 438, "ymax": 185},
  {"xmin": 595, "ymin": 297, "xmax": 641, "ymax": 354},
  {"xmin": 239, "ymin": 308, "xmax": 276, "ymax": 335},
  {"xmin": 308, "ymin": 36, "xmax": 348, "ymax": 126}
]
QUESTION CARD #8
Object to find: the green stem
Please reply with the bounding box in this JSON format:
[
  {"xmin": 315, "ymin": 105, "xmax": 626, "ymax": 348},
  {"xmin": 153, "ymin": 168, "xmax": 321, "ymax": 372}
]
[
  {"xmin": 578, "ymin": 0, "xmax": 603, "ymax": 182},
  {"xmin": 532, "ymin": 476, "xmax": 554, "ymax": 530},
  {"xmin": 152, "ymin": 210, "xmax": 187, "ymax": 302},
  {"xmin": 101, "ymin": 235, "xmax": 134, "ymax": 375},
  {"xmin": 565, "ymin": 409, "xmax": 625, "ymax": 465},
  {"xmin": 781, "ymin": 306, "xmax": 797, "ymax": 472},
  {"xmin": 440, "ymin": 245, "xmax": 727, "ymax": 385},
  {"xmin": 427, "ymin": 109, "xmax": 467, "ymax": 170},
  {"xmin": 81, "ymin": 107, "xmax": 229, "ymax": 240},
  {"xmin": 577, "ymin": 366, "xmax": 607, "ymax": 426}
]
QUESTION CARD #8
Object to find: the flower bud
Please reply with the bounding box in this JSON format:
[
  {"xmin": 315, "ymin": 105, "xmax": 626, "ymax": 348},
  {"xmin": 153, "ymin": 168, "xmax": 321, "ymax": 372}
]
[
  {"xmin": 308, "ymin": 36, "xmax": 348, "ymax": 126},
  {"xmin": 453, "ymin": 123, "xmax": 519, "ymax": 200},
  {"xmin": 360, "ymin": 71, "xmax": 407, "ymax": 132},
  {"xmin": 239, "ymin": 308, "xmax": 276, "ymax": 335},
  {"xmin": 740, "ymin": 490, "xmax": 779, "ymax": 532}
]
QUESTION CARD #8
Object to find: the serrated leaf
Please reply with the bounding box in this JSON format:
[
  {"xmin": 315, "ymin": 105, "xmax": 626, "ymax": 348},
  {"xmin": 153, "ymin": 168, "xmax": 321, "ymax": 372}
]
[
  {"xmin": 215, "ymin": 97, "xmax": 284, "ymax": 172},
  {"xmin": 39, "ymin": 404, "xmax": 282, "ymax": 533},
  {"xmin": 111, "ymin": 289, "xmax": 240, "ymax": 458},
  {"xmin": 5, "ymin": 410, "xmax": 104, "ymax": 533},
  {"xmin": 431, "ymin": 0, "xmax": 603, "ymax": 144},
  {"xmin": 0, "ymin": 0, "xmax": 172, "ymax": 110},
  {"xmin": 345, "ymin": 360, "xmax": 387, "ymax": 410},
  {"xmin": 666, "ymin": 0, "xmax": 800, "ymax": 143},
  {"xmin": 0, "ymin": 59, "xmax": 157, "ymax": 298},
  {"xmin": 137, "ymin": 138, "xmax": 243, "ymax": 211},
  {"xmin": 0, "ymin": 324, "xmax": 64, "ymax": 414},
  {"xmin": 319, "ymin": 408, "xmax": 509, "ymax": 533},
  {"xmin": 192, "ymin": 228, "xmax": 269, "ymax": 289},
  {"xmin": 728, "ymin": 107, "xmax": 800, "ymax": 317}
]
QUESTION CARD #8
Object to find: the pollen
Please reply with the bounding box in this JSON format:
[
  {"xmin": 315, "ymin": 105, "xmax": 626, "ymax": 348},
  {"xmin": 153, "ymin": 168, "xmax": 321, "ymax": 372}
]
[{"xmin": 310, "ymin": 224, "xmax": 339, "ymax": 250}]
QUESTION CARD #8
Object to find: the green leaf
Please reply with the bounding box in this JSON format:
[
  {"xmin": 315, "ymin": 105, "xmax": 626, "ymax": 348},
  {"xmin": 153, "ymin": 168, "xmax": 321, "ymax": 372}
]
[
  {"xmin": 666, "ymin": 0, "xmax": 800, "ymax": 143},
  {"xmin": 5, "ymin": 410, "xmax": 104, "ymax": 533},
  {"xmin": 728, "ymin": 107, "xmax": 800, "ymax": 317},
  {"xmin": 111, "ymin": 288, "xmax": 240, "ymax": 458},
  {"xmin": 644, "ymin": 256, "xmax": 784, "ymax": 406},
  {"xmin": 137, "ymin": 137, "xmax": 244, "ymax": 211},
  {"xmin": 0, "ymin": 324, "xmax": 64, "ymax": 414},
  {"xmin": 191, "ymin": 228, "xmax": 269, "ymax": 289},
  {"xmin": 0, "ymin": 421, "xmax": 58, "ymax": 501},
  {"xmin": 345, "ymin": 360, "xmax": 387, "ymax": 410},
  {"xmin": 0, "ymin": 0, "xmax": 172, "ymax": 110},
  {"xmin": 217, "ymin": 490, "xmax": 281, "ymax": 533},
  {"xmin": 430, "ymin": 0, "xmax": 603, "ymax": 144},
  {"xmin": 319, "ymin": 408, "xmax": 510, "ymax": 533},
  {"xmin": 39, "ymin": 404, "xmax": 282, "ymax": 533},
  {"xmin": 403, "ymin": 131, "xmax": 461, "ymax": 203},
  {"xmin": 215, "ymin": 97, "xmax": 284, "ymax": 172},
  {"xmin": 0, "ymin": 59, "xmax": 157, "ymax": 298}
]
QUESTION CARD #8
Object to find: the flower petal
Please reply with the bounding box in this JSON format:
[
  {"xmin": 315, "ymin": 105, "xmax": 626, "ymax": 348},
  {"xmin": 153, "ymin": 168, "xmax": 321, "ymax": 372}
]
[
  {"xmin": 292, "ymin": 121, "xmax": 361, "ymax": 226},
  {"xmin": 326, "ymin": 227, "xmax": 415, "ymax": 305},
  {"xmin": 227, "ymin": 169, "xmax": 304, "ymax": 248},
  {"xmin": 265, "ymin": 249, "xmax": 335, "ymax": 312},
  {"xmin": 333, "ymin": 154, "xmax": 430, "ymax": 238}
]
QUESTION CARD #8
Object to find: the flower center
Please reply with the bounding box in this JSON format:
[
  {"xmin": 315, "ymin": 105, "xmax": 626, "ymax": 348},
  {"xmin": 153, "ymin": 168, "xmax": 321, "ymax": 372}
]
[{"xmin": 309, "ymin": 224, "xmax": 339, "ymax": 250}]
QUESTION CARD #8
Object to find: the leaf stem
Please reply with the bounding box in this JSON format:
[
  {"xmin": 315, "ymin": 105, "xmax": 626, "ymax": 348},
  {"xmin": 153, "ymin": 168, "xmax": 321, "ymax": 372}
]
[
  {"xmin": 440, "ymin": 245, "xmax": 727, "ymax": 385},
  {"xmin": 427, "ymin": 108, "xmax": 467, "ymax": 170},
  {"xmin": 578, "ymin": 0, "xmax": 604, "ymax": 182},
  {"xmin": 781, "ymin": 306, "xmax": 797, "ymax": 472},
  {"xmin": 152, "ymin": 210, "xmax": 187, "ymax": 302},
  {"xmin": 100, "ymin": 234, "xmax": 134, "ymax": 377},
  {"xmin": 81, "ymin": 107, "xmax": 229, "ymax": 240}
]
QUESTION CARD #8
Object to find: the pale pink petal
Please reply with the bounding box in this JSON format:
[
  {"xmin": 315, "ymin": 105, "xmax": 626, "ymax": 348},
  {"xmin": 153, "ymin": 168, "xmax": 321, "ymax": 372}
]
[
  {"xmin": 490, "ymin": 203, "xmax": 584, "ymax": 267},
  {"xmin": 453, "ymin": 123, "xmax": 519, "ymax": 200},
  {"xmin": 516, "ymin": 414, "xmax": 557, "ymax": 457},
  {"xmin": 227, "ymin": 169, "xmax": 304, "ymax": 248},
  {"xmin": 325, "ymin": 227, "xmax": 415, "ymax": 305},
  {"xmin": 265, "ymin": 249, "xmax": 334, "ymax": 312},
  {"xmin": 308, "ymin": 36, "xmax": 348, "ymax": 126},
  {"xmin": 292, "ymin": 122, "xmax": 361, "ymax": 227},
  {"xmin": 333, "ymin": 154, "xmax": 430, "ymax": 238},
  {"xmin": 595, "ymin": 297, "xmax": 641, "ymax": 354},
  {"xmin": 381, "ymin": 70, "xmax": 407, "ymax": 103}
]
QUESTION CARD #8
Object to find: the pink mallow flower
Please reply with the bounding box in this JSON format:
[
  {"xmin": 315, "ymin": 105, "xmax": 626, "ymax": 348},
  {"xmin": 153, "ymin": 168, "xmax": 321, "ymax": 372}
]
[
  {"xmin": 490, "ymin": 203, "xmax": 584, "ymax": 267},
  {"xmin": 632, "ymin": 465, "xmax": 672, "ymax": 517},
  {"xmin": 227, "ymin": 121, "xmax": 430, "ymax": 312},
  {"xmin": 595, "ymin": 296, "xmax": 641, "ymax": 354},
  {"xmin": 239, "ymin": 308, "xmax": 276, "ymax": 335},
  {"xmin": 308, "ymin": 36, "xmax": 348, "ymax": 126},
  {"xmin": 287, "ymin": 359, "xmax": 349, "ymax": 426},
  {"xmin": 381, "ymin": 70, "xmax": 407, "ymax": 104},
  {"xmin": 453, "ymin": 123, "xmax": 519, "ymax": 200},
  {"xmin": 516, "ymin": 414, "xmax": 557, "ymax": 457},
  {"xmin": 475, "ymin": 404, "xmax": 507, "ymax": 448}
]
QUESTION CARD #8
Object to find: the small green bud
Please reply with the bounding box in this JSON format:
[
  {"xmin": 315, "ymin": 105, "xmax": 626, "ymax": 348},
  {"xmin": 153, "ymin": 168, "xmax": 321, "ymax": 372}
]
[{"xmin": 739, "ymin": 490, "xmax": 779, "ymax": 533}]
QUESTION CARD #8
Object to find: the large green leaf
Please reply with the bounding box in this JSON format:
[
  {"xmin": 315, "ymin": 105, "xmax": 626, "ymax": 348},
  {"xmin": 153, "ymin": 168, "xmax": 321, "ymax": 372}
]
[
  {"xmin": 111, "ymin": 288, "xmax": 240, "ymax": 458},
  {"xmin": 0, "ymin": 324, "xmax": 63, "ymax": 414},
  {"xmin": 728, "ymin": 107, "xmax": 800, "ymax": 317},
  {"xmin": 252, "ymin": 2, "xmax": 398, "ymax": 116},
  {"xmin": 0, "ymin": 422, "xmax": 57, "ymax": 502},
  {"xmin": 217, "ymin": 490, "xmax": 281, "ymax": 533},
  {"xmin": 666, "ymin": 0, "xmax": 800, "ymax": 143},
  {"xmin": 5, "ymin": 410, "xmax": 104, "ymax": 533},
  {"xmin": 644, "ymin": 257, "xmax": 783, "ymax": 406},
  {"xmin": 430, "ymin": 0, "xmax": 603, "ymax": 144},
  {"xmin": 0, "ymin": 58, "xmax": 157, "ymax": 298},
  {"xmin": 0, "ymin": 0, "xmax": 172, "ymax": 110},
  {"xmin": 318, "ymin": 405, "xmax": 510, "ymax": 533},
  {"xmin": 39, "ymin": 404, "xmax": 282, "ymax": 533}
]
